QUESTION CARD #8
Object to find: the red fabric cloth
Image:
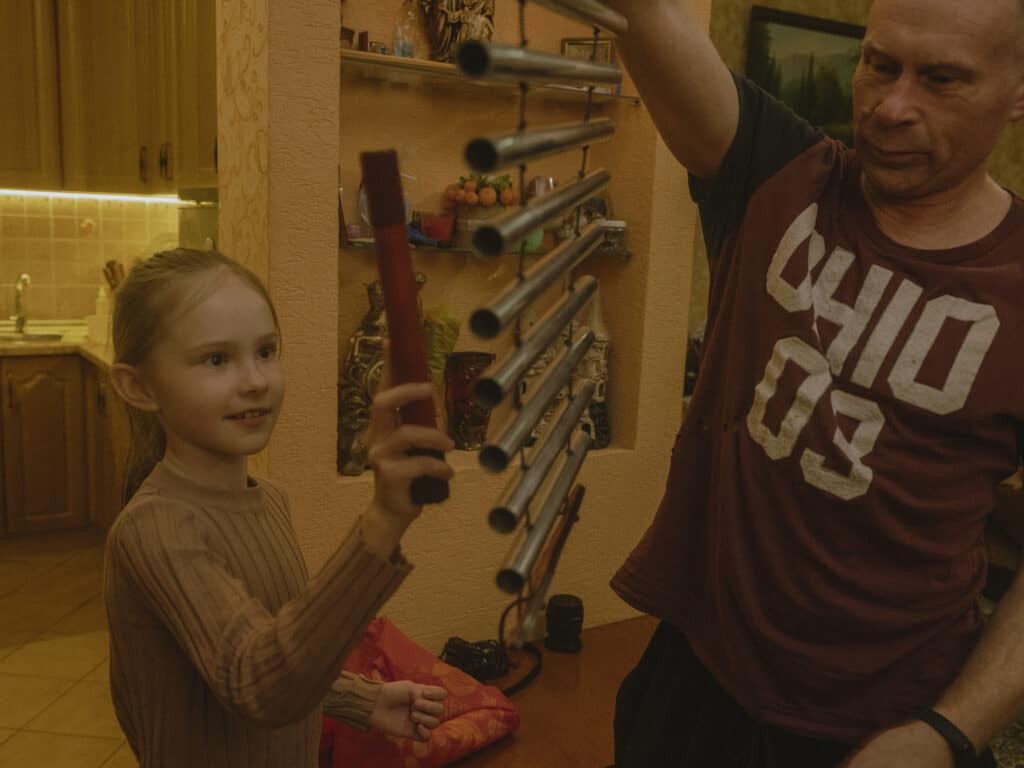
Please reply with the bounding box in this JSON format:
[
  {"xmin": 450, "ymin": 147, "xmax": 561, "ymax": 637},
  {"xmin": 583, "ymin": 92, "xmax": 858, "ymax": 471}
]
[{"xmin": 320, "ymin": 617, "xmax": 519, "ymax": 767}]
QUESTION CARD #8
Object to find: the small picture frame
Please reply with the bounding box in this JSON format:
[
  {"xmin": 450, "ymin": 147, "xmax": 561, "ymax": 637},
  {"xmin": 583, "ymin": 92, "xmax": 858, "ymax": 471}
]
[{"xmin": 560, "ymin": 37, "xmax": 618, "ymax": 94}]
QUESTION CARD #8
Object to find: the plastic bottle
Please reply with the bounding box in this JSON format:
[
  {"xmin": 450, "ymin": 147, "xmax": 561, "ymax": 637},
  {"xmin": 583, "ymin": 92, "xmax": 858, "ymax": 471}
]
[
  {"xmin": 394, "ymin": 0, "xmax": 418, "ymax": 58},
  {"xmin": 95, "ymin": 285, "xmax": 109, "ymax": 319}
]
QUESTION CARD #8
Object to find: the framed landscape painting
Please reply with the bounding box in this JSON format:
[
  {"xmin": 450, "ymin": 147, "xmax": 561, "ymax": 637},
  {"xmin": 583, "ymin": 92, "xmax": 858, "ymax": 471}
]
[{"xmin": 746, "ymin": 7, "xmax": 865, "ymax": 145}]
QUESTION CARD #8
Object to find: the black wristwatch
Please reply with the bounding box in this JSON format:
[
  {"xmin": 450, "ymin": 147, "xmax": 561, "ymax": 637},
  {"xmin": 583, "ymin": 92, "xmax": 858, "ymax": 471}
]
[{"xmin": 918, "ymin": 708, "xmax": 976, "ymax": 768}]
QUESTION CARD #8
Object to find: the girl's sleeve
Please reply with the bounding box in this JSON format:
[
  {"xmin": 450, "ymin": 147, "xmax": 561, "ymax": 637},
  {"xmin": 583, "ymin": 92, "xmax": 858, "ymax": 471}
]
[
  {"xmin": 112, "ymin": 500, "xmax": 410, "ymax": 727},
  {"xmin": 323, "ymin": 671, "xmax": 382, "ymax": 731}
]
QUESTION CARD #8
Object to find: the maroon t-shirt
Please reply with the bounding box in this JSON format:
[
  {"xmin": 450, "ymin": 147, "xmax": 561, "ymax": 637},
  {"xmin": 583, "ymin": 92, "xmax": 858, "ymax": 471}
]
[{"xmin": 611, "ymin": 75, "xmax": 1024, "ymax": 742}]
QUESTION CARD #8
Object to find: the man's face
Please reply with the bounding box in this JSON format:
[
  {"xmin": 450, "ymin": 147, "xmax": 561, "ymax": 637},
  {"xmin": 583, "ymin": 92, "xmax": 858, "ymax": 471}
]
[{"xmin": 852, "ymin": 0, "xmax": 1024, "ymax": 201}]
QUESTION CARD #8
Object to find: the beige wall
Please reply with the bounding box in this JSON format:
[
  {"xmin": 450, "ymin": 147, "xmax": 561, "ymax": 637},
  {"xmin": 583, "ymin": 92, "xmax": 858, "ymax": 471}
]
[
  {"xmin": 0, "ymin": 192, "xmax": 178, "ymax": 322},
  {"xmin": 220, "ymin": 0, "xmax": 702, "ymax": 652},
  {"xmin": 688, "ymin": 0, "xmax": 1024, "ymax": 333}
]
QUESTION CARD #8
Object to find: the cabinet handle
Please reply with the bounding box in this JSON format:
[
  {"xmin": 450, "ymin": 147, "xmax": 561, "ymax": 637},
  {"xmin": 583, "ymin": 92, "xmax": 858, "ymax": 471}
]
[
  {"xmin": 139, "ymin": 145, "xmax": 149, "ymax": 183},
  {"xmin": 97, "ymin": 383, "xmax": 107, "ymax": 415},
  {"xmin": 214, "ymin": 139, "xmax": 218, "ymax": 171},
  {"xmin": 6, "ymin": 375, "xmax": 14, "ymax": 410},
  {"xmin": 159, "ymin": 143, "xmax": 174, "ymax": 181}
]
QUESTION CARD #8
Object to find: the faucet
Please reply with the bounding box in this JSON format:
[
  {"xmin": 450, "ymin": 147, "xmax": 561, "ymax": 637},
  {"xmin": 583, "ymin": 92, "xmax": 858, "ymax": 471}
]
[{"xmin": 13, "ymin": 273, "xmax": 30, "ymax": 334}]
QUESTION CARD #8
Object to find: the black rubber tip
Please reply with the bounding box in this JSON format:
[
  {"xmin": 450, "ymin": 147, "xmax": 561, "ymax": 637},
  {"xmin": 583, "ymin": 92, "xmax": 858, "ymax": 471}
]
[
  {"xmin": 469, "ymin": 309, "xmax": 501, "ymax": 340},
  {"xmin": 465, "ymin": 139, "xmax": 498, "ymax": 173},
  {"xmin": 456, "ymin": 40, "xmax": 489, "ymax": 78},
  {"xmin": 496, "ymin": 568, "xmax": 524, "ymax": 595},
  {"xmin": 479, "ymin": 444, "xmax": 509, "ymax": 473},
  {"xmin": 406, "ymin": 448, "xmax": 450, "ymax": 505},
  {"xmin": 473, "ymin": 227, "xmax": 504, "ymax": 258},
  {"xmin": 488, "ymin": 506, "xmax": 517, "ymax": 534},
  {"xmin": 473, "ymin": 378, "xmax": 503, "ymax": 409}
]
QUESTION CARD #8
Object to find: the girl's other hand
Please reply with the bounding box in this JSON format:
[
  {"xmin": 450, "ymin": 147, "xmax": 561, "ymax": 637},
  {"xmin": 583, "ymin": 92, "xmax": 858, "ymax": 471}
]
[{"xmin": 368, "ymin": 681, "xmax": 447, "ymax": 741}]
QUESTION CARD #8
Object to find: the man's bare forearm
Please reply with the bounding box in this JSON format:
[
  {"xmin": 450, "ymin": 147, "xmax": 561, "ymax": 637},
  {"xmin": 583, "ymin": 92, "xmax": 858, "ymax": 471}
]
[
  {"xmin": 604, "ymin": 0, "xmax": 738, "ymax": 178},
  {"xmin": 934, "ymin": 565, "xmax": 1024, "ymax": 752}
]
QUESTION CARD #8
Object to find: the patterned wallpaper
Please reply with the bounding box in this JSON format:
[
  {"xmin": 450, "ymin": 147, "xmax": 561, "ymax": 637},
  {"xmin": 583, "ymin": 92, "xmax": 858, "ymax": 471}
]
[
  {"xmin": 216, "ymin": 0, "xmax": 270, "ymax": 280},
  {"xmin": 0, "ymin": 193, "xmax": 178, "ymax": 321},
  {"xmin": 689, "ymin": 0, "xmax": 1024, "ymax": 333}
]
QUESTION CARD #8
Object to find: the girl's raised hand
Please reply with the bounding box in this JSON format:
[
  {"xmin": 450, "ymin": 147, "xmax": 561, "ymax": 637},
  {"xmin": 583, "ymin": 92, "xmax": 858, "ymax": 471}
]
[{"xmin": 362, "ymin": 349, "xmax": 454, "ymax": 558}]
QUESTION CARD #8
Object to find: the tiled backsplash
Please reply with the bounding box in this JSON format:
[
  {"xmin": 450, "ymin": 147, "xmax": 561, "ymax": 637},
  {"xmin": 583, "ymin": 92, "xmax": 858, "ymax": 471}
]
[{"xmin": 0, "ymin": 192, "xmax": 180, "ymax": 321}]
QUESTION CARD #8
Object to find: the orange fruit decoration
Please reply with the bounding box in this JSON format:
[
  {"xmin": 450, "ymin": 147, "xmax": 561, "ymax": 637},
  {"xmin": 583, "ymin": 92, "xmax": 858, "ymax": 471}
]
[{"xmin": 478, "ymin": 186, "xmax": 498, "ymax": 207}]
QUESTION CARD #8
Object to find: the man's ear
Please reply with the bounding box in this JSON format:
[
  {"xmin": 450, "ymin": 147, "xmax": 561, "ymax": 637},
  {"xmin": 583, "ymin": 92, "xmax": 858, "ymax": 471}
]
[
  {"xmin": 110, "ymin": 363, "xmax": 159, "ymax": 413},
  {"xmin": 1010, "ymin": 75, "xmax": 1024, "ymax": 123}
]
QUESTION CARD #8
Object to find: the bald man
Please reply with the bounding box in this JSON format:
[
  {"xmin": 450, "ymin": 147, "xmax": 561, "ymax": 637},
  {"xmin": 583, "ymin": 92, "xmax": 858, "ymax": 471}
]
[{"xmin": 606, "ymin": 1, "xmax": 1024, "ymax": 766}]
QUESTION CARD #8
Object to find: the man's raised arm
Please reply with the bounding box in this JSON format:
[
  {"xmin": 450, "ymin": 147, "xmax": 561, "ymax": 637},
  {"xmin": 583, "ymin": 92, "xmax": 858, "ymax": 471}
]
[{"xmin": 606, "ymin": 0, "xmax": 738, "ymax": 179}]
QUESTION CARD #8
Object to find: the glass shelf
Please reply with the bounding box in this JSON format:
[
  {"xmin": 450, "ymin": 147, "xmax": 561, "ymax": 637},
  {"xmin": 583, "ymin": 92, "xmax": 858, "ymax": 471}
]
[{"xmin": 341, "ymin": 49, "xmax": 642, "ymax": 107}]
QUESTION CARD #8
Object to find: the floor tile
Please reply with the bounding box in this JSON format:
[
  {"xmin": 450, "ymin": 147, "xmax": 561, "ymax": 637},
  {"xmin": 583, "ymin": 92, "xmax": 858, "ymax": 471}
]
[
  {"xmin": 0, "ymin": 592, "xmax": 94, "ymax": 635},
  {"xmin": 50, "ymin": 598, "xmax": 108, "ymax": 636},
  {"xmin": 0, "ymin": 630, "xmax": 35, "ymax": 663},
  {"xmin": 0, "ymin": 731, "xmax": 120, "ymax": 768},
  {"xmin": 24, "ymin": 679, "xmax": 123, "ymax": 739},
  {"xmin": 0, "ymin": 631, "xmax": 109, "ymax": 680},
  {"xmin": 99, "ymin": 743, "xmax": 137, "ymax": 768},
  {"xmin": 84, "ymin": 659, "xmax": 110, "ymax": 683},
  {"xmin": 0, "ymin": 674, "xmax": 75, "ymax": 728}
]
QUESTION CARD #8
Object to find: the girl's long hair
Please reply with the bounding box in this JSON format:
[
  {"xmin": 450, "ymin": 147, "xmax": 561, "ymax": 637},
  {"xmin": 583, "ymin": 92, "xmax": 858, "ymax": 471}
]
[{"xmin": 112, "ymin": 248, "xmax": 279, "ymax": 504}]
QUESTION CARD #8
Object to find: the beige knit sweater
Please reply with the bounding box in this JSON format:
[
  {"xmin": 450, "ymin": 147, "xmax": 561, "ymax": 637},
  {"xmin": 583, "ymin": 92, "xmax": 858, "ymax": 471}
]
[{"xmin": 104, "ymin": 462, "xmax": 411, "ymax": 767}]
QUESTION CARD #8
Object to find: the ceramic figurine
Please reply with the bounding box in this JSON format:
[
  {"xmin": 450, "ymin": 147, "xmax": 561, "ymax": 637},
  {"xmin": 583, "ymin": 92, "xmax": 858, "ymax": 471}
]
[
  {"xmin": 419, "ymin": 0, "xmax": 496, "ymax": 63},
  {"xmin": 338, "ymin": 274, "xmax": 431, "ymax": 475},
  {"xmin": 445, "ymin": 351, "xmax": 496, "ymax": 450},
  {"xmin": 338, "ymin": 281, "xmax": 387, "ymax": 475}
]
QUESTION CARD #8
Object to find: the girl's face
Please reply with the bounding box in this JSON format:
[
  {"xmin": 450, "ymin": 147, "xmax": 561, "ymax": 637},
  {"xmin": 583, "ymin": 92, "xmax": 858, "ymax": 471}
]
[{"xmin": 144, "ymin": 270, "xmax": 283, "ymax": 470}]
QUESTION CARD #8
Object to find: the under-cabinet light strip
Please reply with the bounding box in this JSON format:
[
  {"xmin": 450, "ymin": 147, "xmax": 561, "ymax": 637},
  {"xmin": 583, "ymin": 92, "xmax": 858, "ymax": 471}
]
[{"xmin": 0, "ymin": 189, "xmax": 180, "ymax": 204}]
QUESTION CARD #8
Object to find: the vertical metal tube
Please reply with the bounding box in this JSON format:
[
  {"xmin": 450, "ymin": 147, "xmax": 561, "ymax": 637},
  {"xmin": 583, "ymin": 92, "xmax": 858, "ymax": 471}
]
[
  {"xmin": 457, "ymin": 41, "xmax": 622, "ymax": 87},
  {"xmin": 465, "ymin": 119, "xmax": 615, "ymax": 173},
  {"xmin": 473, "ymin": 169, "xmax": 610, "ymax": 257},
  {"xmin": 481, "ymin": 342, "xmax": 598, "ymax": 475},
  {"xmin": 474, "ymin": 276, "xmax": 597, "ymax": 409},
  {"xmin": 496, "ymin": 431, "xmax": 593, "ymax": 594},
  {"xmin": 470, "ymin": 222, "xmax": 604, "ymax": 340},
  {"xmin": 486, "ymin": 376, "xmax": 595, "ymax": 520}
]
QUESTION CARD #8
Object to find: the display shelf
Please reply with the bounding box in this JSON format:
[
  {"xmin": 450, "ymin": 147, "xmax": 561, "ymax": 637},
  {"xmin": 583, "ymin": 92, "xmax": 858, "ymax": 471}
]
[
  {"xmin": 340, "ymin": 241, "xmax": 549, "ymax": 258},
  {"xmin": 336, "ymin": 444, "xmax": 635, "ymax": 488},
  {"xmin": 341, "ymin": 48, "xmax": 642, "ymax": 107}
]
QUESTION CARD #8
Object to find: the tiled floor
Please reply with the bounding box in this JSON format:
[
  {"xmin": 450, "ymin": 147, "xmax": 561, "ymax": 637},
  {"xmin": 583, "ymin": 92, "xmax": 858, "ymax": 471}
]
[
  {"xmin": 1, "ymin": 529, "xmax": 1023, "ymax": 768},
  {"xmin": 0, "ymin": 528, "xmax": 135, "ymax": 768}
]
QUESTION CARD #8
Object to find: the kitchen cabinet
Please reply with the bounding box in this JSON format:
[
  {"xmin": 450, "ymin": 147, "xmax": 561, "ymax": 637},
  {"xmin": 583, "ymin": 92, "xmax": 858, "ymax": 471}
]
[
  {"xmin": 174, "ymin": 0, "xmax": 219, "ymax": 190},
  {"xmin": 1, "ymin": 355, "xmax": 88, "ymax": 535},
  {"xmin": 57, "ymin": 0, "xmax": 173, "ymax": 194},
  {"xmin": 56, "ymin": 0, "xmax": 216, "ymax": 194},
  {"xmin": 0, "ymin": 0, "xmax": 62, "ymax": 189},
  {"xmin": 83, "ymin": 362, "xmax": 131, "ymax": 531}
]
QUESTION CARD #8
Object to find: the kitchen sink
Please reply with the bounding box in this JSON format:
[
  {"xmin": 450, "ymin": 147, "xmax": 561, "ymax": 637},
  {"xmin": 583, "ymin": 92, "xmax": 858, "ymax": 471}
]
[{"xmin": 0, "ymin": 333, "xmax": 64, "ymax": 343}]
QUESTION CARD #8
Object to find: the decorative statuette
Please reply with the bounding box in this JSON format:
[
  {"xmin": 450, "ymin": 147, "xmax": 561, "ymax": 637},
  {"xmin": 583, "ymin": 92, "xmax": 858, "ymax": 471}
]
[
  {"xmin": 419, "ymin": 0, "xmax": 496, "ymax": 63},
  {"xmin": 338, "ymin": 281, "xmax": 387, "ymax": 475}
]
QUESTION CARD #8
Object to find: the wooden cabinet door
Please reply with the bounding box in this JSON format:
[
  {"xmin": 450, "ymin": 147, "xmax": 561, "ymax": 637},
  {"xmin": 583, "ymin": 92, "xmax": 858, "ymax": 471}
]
[
  {"xmin": 2, "ymin": 356, "xmax": 88, "ymax": 534},
  {"xmin": 83, "ymin": 363, "xmax": 130, "ymax": 531},
  {"xmin": 57, "ymin": 0, "xmax": 154, "ymax": 193},
  {"xmin": 174, "ymin": 0, "xmax": 218, "ymax": 190},
  {"xmin": 0, "ymin": 0, "xmax": 62, "ymax": 189}
]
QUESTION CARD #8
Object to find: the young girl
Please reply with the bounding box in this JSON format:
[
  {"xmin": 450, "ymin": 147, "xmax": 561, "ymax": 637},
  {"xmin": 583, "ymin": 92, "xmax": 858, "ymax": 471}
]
[{"xmin": 105, "ymin": 247, "xmax": 454, "ymax": 767}]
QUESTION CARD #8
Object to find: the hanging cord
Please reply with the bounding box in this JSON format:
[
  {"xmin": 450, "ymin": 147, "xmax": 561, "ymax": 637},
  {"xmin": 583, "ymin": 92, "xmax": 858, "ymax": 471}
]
[{"xmin": 498, "ymin": 597, "xmax": 544, "ymax": 697}]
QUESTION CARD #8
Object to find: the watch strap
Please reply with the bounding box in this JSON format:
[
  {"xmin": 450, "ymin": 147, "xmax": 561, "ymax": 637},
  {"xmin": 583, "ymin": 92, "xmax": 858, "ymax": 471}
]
[{"xmin": 918, "ymin": 708, "xmax": 976, "ymax": 768}]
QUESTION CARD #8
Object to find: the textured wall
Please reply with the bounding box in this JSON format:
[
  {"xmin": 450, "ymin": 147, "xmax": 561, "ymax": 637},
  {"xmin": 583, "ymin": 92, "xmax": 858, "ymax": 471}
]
[
  {"xmin": 0, "ymin": 192, "xmax": 178, "ymax": 321},
  {"xmin": 215, "ymin": 0, "xmax": 701, "ymax": 652},
  {"xmin": 216, "ymin": 0, "xmax": 270, "ymax": 279}
]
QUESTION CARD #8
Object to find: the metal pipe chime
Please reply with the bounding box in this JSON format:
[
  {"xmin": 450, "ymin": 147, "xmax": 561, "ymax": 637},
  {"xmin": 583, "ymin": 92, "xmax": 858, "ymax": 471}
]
[{"xmin": 457, "ymin": 0, "xmax": 625, "ymax": 646}]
